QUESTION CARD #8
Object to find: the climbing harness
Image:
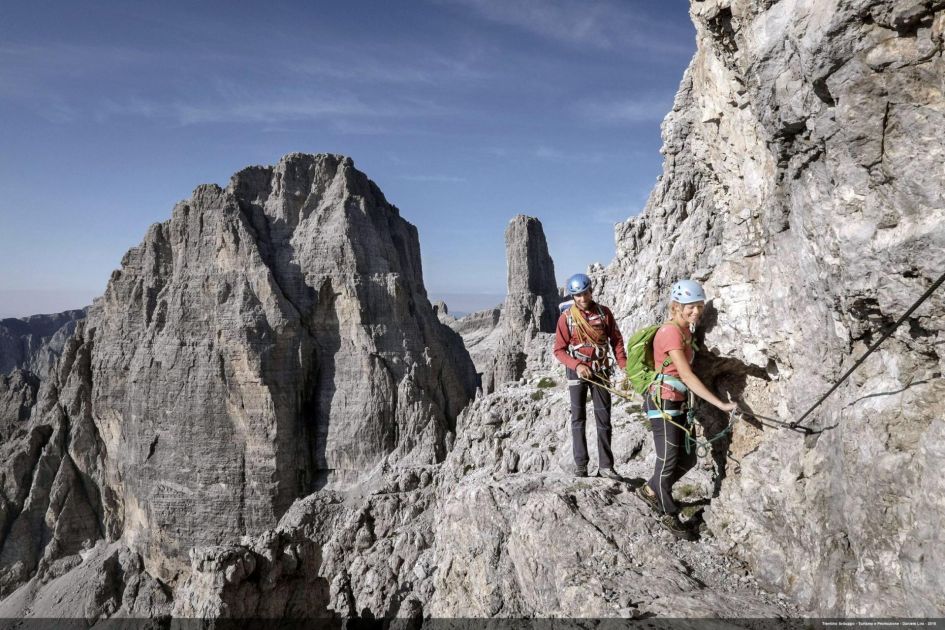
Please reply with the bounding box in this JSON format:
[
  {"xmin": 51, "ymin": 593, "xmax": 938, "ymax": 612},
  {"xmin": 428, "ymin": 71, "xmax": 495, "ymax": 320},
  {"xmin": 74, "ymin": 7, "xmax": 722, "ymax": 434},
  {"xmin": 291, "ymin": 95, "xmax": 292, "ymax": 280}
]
[
  {"xmin": 565, "ymin": 304, "xmax": 611, "ymax": 374},
  {"xmin": 578, "ymin": 367, "xmax": 738, "ymax": 459}
]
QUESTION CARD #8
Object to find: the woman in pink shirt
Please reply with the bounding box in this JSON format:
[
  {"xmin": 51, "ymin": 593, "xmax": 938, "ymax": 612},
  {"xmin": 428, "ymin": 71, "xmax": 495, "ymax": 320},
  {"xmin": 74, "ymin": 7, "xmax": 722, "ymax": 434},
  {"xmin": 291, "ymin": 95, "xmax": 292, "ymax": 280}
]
[{"xmin": 635, "ymin": 280, "xmax": 736, "ymax": 540}]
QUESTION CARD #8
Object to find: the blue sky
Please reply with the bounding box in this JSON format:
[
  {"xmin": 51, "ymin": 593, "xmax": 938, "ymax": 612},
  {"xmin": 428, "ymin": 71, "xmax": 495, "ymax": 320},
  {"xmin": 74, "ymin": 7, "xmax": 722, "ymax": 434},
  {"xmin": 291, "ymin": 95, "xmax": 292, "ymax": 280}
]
[{"xmin": 0, "ymin": 0, "xmax": 695, "ymax": 318}]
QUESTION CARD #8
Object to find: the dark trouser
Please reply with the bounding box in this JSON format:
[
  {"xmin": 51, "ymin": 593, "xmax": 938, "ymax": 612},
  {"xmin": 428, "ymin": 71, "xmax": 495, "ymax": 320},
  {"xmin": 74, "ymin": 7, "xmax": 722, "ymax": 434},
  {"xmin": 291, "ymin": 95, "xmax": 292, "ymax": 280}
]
[
  {"xmin": 645, "ymin": 392, "xmax": 696, "ymax": 515},
  {"xmin": 567, "ymin": 367, "xmax": 614, "ymax": 470}
]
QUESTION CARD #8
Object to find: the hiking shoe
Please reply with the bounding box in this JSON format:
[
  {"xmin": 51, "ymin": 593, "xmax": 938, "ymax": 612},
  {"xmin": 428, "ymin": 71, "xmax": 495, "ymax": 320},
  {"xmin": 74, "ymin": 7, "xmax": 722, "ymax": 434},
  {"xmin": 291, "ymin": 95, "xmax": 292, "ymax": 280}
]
[
  {"xmin": 598, "ymin": 468, "xmax": 625, "ymax": 482},
  {"xmin": 660, "ymin": 514, "xmax": 698, "ymax": 541},
  {"xmin": 573, "ymin": 464, "xmax": 588, "ymax": 477},
  {"xmin": 634, "ymin": 484, "xmax": 662, "ymax": 514}
]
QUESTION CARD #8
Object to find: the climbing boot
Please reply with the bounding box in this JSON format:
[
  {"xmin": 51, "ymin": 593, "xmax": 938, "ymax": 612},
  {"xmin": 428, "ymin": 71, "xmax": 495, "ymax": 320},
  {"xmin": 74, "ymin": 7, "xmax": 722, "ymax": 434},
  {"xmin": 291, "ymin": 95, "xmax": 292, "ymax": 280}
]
[
  {"xmin": 573, "ymin": 464, "xmax": 588, "ymax": 477},
  {"xmin": 634, "ymin": 483, "xmax": 662, "ymax": 514},
  {"xmin": 598, "ymin": 468, "xmax": 625, "ymax": 482},
  {"xmin": 660, "ymin": 514, "xmax": 698, "ymax": 541}
]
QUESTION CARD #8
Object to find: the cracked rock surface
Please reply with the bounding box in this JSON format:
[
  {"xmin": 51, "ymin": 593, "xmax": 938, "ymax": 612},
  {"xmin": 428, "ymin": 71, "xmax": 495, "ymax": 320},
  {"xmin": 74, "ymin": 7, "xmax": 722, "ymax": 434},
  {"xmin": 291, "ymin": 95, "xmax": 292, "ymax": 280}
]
[
  {"xmin": 0, "ymin": 153, "xmax": 477, "ymax": 612},
  {"xmin": 598, "ymin": 0, "xmax": 945, "ymax": 616}
]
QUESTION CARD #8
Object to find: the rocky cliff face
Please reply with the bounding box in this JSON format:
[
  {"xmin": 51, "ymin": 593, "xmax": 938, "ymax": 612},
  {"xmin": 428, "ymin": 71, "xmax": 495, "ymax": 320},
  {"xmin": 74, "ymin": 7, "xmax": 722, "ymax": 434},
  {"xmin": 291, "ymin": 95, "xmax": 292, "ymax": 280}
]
[
  {"xmin": 599, "ymin": 0, "xmax": 945, "ymax": 615},
  {"xmin": 0, "ymin": 153, "xmax": 477, "ymax": 598},
  {"xmin": 0, "ymin": 309, "xmax": 87, "ymax": 378},
  {"xmin": 444, "ymin": 304, "xmax": 501, "ymax": 377},
  {"xmin": 0, "ymin": 370, "xmax": 38, "ymax": 439}
]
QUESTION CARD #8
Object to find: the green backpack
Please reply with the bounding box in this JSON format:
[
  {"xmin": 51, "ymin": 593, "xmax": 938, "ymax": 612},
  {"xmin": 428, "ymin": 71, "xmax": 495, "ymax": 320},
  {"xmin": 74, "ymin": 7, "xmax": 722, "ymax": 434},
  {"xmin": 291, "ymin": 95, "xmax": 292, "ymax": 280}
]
[
  {"xmin": 623, "ymin": 322, "xmax": 696, "ymax": 395},
  {"xmin": 624, "ymin": 325, "xmax": 666, "ymax": 395}
]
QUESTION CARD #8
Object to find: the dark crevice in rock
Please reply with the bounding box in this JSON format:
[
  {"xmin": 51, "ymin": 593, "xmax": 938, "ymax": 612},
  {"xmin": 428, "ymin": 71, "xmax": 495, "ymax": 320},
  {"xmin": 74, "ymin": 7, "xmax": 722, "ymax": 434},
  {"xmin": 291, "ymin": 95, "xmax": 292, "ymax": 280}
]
[
  {"xmin": 878, "ymin": 101, "xmax": 891, "ymax": 168},
  {"xmin": 237, "ymin": 449, "xmax": 246, "ymax": 535},
  {"xmin": 146, "ymin": 435, "xmax": 158, "ymax": 461},
  {"xmin": 812, "ymin": 76, "xmax": 837, "ymax": 107},
  {"xmin": 310, "ymin": 279, "xmax": 341, "ymax": 491},
  {"xmin": 847, "ymin": 296, "xmax": 901, "ymax": 345},
  {"xmin": 706, "ymin": 7, "xmax": 740, "ymax": 64}
]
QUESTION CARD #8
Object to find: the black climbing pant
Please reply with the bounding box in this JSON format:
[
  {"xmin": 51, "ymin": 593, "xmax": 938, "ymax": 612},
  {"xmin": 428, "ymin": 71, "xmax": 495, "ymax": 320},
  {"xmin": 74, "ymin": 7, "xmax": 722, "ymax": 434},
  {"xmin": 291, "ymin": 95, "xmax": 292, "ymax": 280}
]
[
  {"xmin": 644, "ymin": 392, "xmax": 696, "ymax": 515},
  {"xmin": 567, "ymin": 367, "xmax": 614, "ymax": 470}
]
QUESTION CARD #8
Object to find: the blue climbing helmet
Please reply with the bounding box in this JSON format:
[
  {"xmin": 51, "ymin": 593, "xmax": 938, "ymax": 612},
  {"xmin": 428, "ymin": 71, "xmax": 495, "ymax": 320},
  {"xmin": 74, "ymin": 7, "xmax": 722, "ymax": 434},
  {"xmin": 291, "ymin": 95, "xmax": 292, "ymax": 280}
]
[
  {"xmin": 670, "ymin": 279, "xmax": 706, "ymax": 304},
  {"xmin": 566, "ymin": 273, "xmax": 592, "ymax": 296}
]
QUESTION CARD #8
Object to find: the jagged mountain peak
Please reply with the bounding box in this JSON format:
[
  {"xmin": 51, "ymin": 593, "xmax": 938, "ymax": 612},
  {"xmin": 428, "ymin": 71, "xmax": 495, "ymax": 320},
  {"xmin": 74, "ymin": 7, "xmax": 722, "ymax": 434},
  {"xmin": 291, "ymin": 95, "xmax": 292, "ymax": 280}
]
[{"xmin": 0, "ymin": 153, "xmax": 477, "ymax": 592}]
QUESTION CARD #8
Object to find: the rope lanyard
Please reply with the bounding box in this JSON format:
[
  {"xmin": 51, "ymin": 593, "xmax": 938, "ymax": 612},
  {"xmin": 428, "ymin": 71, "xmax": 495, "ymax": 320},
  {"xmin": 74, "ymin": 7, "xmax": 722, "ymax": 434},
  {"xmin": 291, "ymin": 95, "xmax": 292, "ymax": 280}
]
[
  {"xmin": 570, "ymin": 268, "xmax": 944, "ymax": 447},
  {"xmin": 578, "ymin": 368, "xmax": 736, "ymax": 458}
]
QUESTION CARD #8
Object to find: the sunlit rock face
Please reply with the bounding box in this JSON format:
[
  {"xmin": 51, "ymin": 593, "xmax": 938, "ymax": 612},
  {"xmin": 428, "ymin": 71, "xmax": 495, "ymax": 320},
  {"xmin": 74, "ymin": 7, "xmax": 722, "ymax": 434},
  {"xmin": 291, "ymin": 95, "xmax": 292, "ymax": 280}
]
[
  {"xmin": 0, "ymin": 153, "xmax": 477, "ymax": 592},
  {"xmin": 598, "ymin": 0, "xmax": 945, "ymax": 615}
]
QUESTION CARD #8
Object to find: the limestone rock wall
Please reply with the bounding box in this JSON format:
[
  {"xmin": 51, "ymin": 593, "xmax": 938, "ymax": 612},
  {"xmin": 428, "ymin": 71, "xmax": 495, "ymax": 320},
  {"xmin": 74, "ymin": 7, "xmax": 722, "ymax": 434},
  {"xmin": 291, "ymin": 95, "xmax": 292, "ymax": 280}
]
[
  {"xmin": 598, "ymin": 0, "xmax": 945, "ymax": 615},
  {"xmin": 0, "ymin": 370, "xmax": 38, "ymax": 439},
  {"xmin": 445, "ymin": 305, "xmax": 502, "ymax": 378},
  {"xmin": 501, "ymin": 215, "xmax": 560, "ymax": 336},
  {"xmin": 0, "ymin": 153, "xmax": 477, "ymax": 592}
]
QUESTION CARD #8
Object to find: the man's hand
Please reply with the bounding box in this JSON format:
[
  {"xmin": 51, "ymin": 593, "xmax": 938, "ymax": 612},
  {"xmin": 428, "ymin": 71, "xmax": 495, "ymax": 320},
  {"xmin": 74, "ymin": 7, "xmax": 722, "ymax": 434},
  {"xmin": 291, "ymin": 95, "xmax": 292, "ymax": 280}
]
[{"xmin": 576, "ymin": 364, "xmax": 592, "ymax": 379}]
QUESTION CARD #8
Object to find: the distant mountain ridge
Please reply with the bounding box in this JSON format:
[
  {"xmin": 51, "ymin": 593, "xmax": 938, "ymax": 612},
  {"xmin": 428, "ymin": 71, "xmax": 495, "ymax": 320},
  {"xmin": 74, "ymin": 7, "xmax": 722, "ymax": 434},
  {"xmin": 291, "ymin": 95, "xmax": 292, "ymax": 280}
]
[{"xmin": 0, "ymin": 308, "xmax": 87, "ymax": 377}]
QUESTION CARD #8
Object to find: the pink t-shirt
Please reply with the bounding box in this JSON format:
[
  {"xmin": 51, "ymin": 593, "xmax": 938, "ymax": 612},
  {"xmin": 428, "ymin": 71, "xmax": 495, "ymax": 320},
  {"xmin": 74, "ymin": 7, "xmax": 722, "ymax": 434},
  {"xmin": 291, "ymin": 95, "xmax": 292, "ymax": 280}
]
[{"xmin": 652, "ymin": 323, "xmax": 694, "ymax": 401}]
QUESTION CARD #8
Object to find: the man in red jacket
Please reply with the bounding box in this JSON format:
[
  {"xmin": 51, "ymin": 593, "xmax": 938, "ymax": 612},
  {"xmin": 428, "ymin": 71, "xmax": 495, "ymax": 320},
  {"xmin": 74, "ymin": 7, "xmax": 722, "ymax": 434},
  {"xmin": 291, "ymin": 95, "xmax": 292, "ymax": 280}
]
[{"xmin": 553, "ymin": 273, "xmax": 627, "ymax": 479}]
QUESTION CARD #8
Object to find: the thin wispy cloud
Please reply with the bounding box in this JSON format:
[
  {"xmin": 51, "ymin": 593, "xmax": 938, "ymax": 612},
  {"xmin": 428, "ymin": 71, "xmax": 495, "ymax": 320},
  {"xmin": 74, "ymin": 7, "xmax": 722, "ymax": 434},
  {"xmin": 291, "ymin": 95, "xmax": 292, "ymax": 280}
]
[
  {"xmin": 578, "ymin": 94, "xmax": 675, "ymax": 125},
  {"xmin": 580, "ymin": 188, "xmax": 651, "ymax": 226},
  {"xmin": 36, "ymin": 98, "xmax": 79, "ymax": 124},
  {"xmin": 95, "ymin": 82, "xmax": 457, "ymax": 127},
  {"xmin": 0, "ymin": 42, "xmax": 155, "ymax": 103},
  {"xmin": 590, "ymin": 205, "xmax": 636, "ymax": 225},
  {"xmin": 399, "ymin": 174, "xmax": 468, "ymax": 183},
  {"xmin": 2, "ymin": 39, "xmax": 476, "ymax": 129},
  {"xmin": 533, "ymin": 145, "xmax": 618, "ymax": 163},
  {"xmin": 96, "ymin": 94, "xmax": 419, "ymax": 126},
  {"xmin": 286, "ymin": 44, "xmax": 493, "ymax": 86},
  {"xmin": 479, "ymin": 145, "xmax": 620, "ymax": 163},
  {"xmin": 435, "ymin": 0, "xmax": 693, "ymax": 56},
  {"xmin": 0, "ymin": 43, "xmax": 155, "ymax": 78}
]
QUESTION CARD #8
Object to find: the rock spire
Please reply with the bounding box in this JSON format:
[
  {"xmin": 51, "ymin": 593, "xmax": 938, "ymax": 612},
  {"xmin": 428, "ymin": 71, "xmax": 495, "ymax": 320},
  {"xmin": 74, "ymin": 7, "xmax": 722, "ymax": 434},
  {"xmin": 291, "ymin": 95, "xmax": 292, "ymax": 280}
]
[{"xmin": 482, "ymin": 214, "xmax": 560, "ymax": 392}]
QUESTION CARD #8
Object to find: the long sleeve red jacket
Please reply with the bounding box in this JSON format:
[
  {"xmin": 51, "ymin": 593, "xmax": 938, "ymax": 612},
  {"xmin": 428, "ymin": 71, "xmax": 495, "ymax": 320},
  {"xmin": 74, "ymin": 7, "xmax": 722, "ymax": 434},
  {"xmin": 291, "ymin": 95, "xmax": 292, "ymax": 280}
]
[{"xmin": 553, "ymin": 303, "xmax": 627, "ymax": 372}]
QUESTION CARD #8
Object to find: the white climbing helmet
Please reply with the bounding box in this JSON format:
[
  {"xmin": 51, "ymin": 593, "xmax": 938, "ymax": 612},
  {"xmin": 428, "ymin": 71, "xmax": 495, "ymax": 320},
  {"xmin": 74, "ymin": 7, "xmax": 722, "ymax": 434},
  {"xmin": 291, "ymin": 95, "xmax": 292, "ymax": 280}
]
[{"xmin": 670, "ymin": 279, "xmax": 706, "ymax": 304}]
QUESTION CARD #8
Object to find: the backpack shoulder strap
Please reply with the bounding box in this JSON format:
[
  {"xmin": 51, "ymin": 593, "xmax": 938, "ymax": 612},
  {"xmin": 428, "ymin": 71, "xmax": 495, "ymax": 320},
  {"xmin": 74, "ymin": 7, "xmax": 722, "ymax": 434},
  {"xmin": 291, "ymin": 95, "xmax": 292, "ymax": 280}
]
[{"xmin": 656, "ymin": 322, "xmax": 676, "ymax": 374}]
